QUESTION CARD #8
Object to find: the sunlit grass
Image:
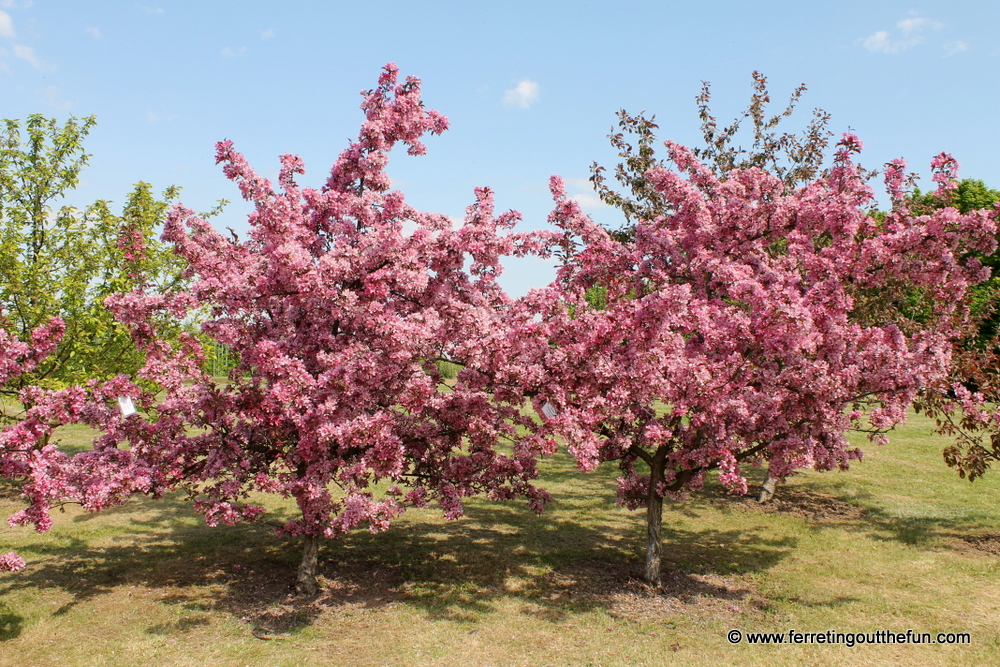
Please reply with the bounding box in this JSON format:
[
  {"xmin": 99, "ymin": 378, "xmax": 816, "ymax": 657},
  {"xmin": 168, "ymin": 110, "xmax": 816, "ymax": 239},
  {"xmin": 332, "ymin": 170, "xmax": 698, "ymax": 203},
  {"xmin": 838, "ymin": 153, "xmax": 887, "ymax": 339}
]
[{"xmin": 1, "ymin": 410, "xmax": 1000, "ymax": 666}]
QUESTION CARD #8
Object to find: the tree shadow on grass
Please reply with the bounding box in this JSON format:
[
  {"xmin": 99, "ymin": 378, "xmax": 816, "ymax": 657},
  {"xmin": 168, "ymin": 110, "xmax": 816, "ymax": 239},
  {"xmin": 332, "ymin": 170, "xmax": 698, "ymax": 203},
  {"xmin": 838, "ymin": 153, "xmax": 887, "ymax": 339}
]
[
  {"xmin": 0, "ymin": 604, "xmax": 23, "ymax": 641},
  {"xmin": 314, "ymin": 502, "xmax": 798, "ymax": 625},
  {"xmin": 0, "ymin": 486, "xmax": 800, "ymax": 638},
  {"xmin": 688, "ymin": 473, "xmax": 1000, "ymax": 557}
]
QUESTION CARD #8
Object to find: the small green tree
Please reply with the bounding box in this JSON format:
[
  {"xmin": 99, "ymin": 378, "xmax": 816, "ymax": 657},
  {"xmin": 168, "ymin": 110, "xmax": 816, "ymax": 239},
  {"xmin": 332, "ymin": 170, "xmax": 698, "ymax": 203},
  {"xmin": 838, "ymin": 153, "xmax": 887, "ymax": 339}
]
[{"xmin": 0, "ymin": 115, "xmax": 190, "ymax": 409}]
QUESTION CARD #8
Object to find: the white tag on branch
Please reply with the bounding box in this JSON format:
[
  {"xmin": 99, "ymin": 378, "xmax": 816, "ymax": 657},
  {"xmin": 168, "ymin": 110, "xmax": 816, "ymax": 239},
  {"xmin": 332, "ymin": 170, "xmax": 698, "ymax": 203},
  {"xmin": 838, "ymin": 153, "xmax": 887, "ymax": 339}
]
[
  {"xmin": 117, "ymin": 396, "xmax": 137, "ymax": 417},
  {"xmin": 541, "ymin": 401, "xmax": 558, "ymax": 419}
]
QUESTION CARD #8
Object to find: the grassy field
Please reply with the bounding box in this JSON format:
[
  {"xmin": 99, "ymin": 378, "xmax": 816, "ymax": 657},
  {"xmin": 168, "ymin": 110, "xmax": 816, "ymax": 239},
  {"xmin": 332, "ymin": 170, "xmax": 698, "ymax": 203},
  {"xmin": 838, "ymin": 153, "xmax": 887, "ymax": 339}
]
[{"xmin": 2, "ymin": 412, "xmax": 1000, "ymax": 666}]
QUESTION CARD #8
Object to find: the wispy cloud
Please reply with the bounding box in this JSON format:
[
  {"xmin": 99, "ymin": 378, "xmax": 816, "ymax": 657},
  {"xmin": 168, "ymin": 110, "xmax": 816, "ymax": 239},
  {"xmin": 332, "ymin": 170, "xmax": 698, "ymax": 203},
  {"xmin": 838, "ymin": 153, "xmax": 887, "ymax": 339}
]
[
  {"xmin": 138, "ymin": 4, "xmax": 164, "ymax": 14},
  {"xmin": 221, "ymin": 45, "xmax": 247, "ymax": 58},
  {"xmin": 85, "ymin": 26, "xmax": 101, "ymax": 39},
  {"xmin": 0, "ymin": 10, "xmax": 13, "ymax": 38},
  {"xmin": 12, "ymin": 43, "xmax": 41, "ymax": 68},
  {"xmin": 863, "ymin": 29, "xmax": 920, "ymax": 54},
  {"xmin": 44, "ymin": 86, "xmax": 73, "ymax": 111},
  {"xmin": 898, "ymin": 17, "xmax": 942, "ymax": 34},
  {"xmin": 503, "ymin": 79, "xmax": 539, "ymax": 110},
  {"xmin": 563, "ymin": 176, "xmax": 607, "ymax": 212},
  {"xmin": 944, "ymin": 40, "xmax": 969, "ymax": 56},
  {"xmin": 863, "ymin": 16, "xmax": 943, "ymax": 54},
  {"xmin": 260, "ymin": 28, "xmax": 274, "ymax": 39}
]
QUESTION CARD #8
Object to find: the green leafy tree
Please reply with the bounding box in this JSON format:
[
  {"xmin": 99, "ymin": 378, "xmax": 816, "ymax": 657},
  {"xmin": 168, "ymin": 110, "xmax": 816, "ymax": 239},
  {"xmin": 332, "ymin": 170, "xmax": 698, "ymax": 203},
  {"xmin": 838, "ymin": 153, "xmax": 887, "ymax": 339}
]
[
  {"xmin": 0, "ymin": 115, "xmax": 191, "ymax": 411},
  {"xmin": 912, "ymin": 178, "xmax": 1000, "ymax": 215}
]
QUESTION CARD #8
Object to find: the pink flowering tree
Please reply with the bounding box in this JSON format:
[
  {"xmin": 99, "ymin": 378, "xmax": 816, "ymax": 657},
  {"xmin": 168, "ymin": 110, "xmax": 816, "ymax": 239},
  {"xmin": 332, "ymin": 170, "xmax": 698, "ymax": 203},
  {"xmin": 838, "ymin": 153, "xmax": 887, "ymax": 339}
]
[
  {"xmin": 0, "ymin": 316, "xmax": 63, "ymax": 572},
  {"xmin": 84, "ymin": 65, "xmax": 551, "ymax": 593},
  {"xmin": 0, "ymin": 312, "xmax": 159, "ymax": 573},
  {"xmin": 502, "ymin": 135, "xmax": 996, "ymax": 586}
]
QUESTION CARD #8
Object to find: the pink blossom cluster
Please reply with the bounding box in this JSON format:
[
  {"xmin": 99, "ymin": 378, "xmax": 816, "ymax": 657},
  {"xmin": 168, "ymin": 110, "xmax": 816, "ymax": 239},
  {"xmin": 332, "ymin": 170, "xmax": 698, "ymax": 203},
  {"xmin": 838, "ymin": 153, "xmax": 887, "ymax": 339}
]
[
  {"xmin": 0, "ymin": 315, "xmax": 64, "ymax": 385},
  {"xmin": 0, "ymin": 551, "xmax": 25, "ymax": 572}
]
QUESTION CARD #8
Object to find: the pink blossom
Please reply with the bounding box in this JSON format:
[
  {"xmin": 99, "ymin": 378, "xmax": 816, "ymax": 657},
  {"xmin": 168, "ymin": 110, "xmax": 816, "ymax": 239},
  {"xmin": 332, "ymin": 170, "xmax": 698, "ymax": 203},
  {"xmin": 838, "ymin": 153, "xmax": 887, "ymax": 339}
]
[
  {"xmin": 930, "ymin": 152, "xmax": 960, "ymax": 197},
  {"xmin": 0, "ymin": 551, "xmax": 26, "ymax": 572}
]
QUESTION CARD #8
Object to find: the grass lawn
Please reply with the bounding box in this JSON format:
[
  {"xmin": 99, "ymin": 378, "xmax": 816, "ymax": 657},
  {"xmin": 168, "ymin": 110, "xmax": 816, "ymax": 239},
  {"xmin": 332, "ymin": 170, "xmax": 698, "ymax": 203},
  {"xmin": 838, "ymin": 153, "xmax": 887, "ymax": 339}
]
[{"xmin": 2, "ymin": 411, "xmax": 1000, "ymax": 666}]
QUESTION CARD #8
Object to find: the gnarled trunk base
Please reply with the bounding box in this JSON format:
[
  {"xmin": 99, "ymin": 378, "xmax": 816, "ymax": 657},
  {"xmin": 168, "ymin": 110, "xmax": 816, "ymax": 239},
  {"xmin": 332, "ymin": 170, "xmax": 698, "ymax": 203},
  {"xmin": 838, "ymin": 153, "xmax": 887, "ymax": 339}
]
[
  {"xmin": 757, "ymin": 474, "xmax": 778, "ymax": 503},
  {"xmin": 296, "ymin": 534, "xmax": 320, "ymax": 595}
]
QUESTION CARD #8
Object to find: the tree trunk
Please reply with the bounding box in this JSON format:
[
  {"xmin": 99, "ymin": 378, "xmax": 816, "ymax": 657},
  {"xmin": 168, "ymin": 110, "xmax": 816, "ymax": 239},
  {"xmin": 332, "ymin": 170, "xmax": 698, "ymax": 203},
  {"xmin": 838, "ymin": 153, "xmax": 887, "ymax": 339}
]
[
  {"xmin": 644, "ymin": 447, "xmax": 668, "ymax": 587},
  {"xmin": 296, "ymin": 534, "xmax": 320, "ymax": 595},
  {"xmin": 757, "ymin": 473, "xmax": 778, "ymax": 503}
]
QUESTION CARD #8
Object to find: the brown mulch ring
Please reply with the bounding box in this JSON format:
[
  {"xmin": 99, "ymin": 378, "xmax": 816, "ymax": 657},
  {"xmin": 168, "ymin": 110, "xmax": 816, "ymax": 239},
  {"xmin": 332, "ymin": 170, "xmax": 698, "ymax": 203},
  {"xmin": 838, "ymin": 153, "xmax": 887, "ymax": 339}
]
[
  {"xmin": 210, "ymin": 558, "xmax": 406, "ymax": 637},
  {"xmin": 956, "ymin": 533, "xmax": 1000, "ymax": 557},
  {"xmin": 527, "ymin": 560, "xmax": 766, "ymax": 623},
  {"xmin": 700, "ymin": 483, "xmax": 866, "ymax": 522}
]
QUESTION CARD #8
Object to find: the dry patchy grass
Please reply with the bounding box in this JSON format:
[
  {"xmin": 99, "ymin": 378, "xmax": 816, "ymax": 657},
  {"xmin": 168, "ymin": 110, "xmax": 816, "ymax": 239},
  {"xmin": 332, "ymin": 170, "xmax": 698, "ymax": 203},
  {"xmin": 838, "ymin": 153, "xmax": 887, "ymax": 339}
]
[{"xmin": 2, "ymin": 412, "xmax": 1000, "ymax": 666}]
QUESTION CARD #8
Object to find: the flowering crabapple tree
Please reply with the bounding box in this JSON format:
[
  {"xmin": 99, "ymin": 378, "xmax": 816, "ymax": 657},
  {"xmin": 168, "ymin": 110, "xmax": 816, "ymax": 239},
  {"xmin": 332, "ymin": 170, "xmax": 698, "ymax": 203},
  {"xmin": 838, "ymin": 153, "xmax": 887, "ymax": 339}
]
[
  {"xmin": 0, "ymin": 316, "xmax": 63, "ymax": 572},
  {"xmin": 0, "ymin": 315, "xmax": 145, "ymax": 572},
  {"xmin": 587, "ymin": 73, "xmax": 835, "ymax": 505},
  {"xmin": 94, "ymin": 65, "xmax": 551, "ymax": 594},
  {"xmin": 505, "ymin": 135, "xmax": 996, "ymax": 586},
  {"xmin": 909, "ymin": 181, "xmax": 1000, "ymax": 481}
]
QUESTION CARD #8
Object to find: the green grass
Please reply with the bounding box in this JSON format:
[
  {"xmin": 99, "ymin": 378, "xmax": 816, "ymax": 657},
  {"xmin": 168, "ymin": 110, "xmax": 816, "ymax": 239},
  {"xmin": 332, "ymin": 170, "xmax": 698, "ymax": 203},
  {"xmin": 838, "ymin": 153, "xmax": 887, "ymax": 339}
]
[{"xmin": 3, "ymin": 411, "xmax": 1000, "ymax": 666}]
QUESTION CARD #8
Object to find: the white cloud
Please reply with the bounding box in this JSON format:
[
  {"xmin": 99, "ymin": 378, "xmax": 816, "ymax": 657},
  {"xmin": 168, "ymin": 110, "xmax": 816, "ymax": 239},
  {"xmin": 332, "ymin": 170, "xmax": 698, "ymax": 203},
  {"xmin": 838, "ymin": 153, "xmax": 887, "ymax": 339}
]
[
  {"xmin": 864, "ymin": 29, "xmax": 923, "ymax": 53},
  {"xmin": 12, "ymin": 43, "xmax": 40, "ymax": 68},
  {"xmin": 898, "ymin": 17, "xmax": 942, "ymax": 34},
  {"xmin": 863, "ymin": 30, "xmax": 891, "ymax": 52},
  {"xmin": 864, "ymin": 15, "xmax": 944, "ymax": 54},
  {"xmin": 570, "ymin": 192, "xmax": 607, "ymax": 210},
  {"xmin": 945, "ymin": 40, "xmax": 969, "ymax": 56},
  {"xmin": 260, "ymin": 28, "xmax": 274, "ymax": 39},
  {"xmin": 85, "ymin": 26, "xmax": 101, "ymax": 39},
  {"xmin": 0, "ymin": 10, "xmax": 13, "ymax": 38},
  {"xmin": 563, "ymin": 177, "xmax": 608, "ymax": 211},
  {"xmin": 138, "ymin": 5, "xmax": 164, "ymax": 14},
  {"xmin": 503, "ymin": 79, "xmax": 539, "ymax": 109},
  {"xmin": 221, "ymin": 46, "xmax": 247, "ymax": 58}
]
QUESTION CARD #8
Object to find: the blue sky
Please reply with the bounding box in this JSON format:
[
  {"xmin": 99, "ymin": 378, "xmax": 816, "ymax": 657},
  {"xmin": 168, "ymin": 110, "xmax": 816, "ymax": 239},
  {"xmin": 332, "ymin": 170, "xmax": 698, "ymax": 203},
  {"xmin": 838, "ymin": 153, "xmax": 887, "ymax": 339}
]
[{"xmin": 1, "ymin": 1, "xmax": 997, "ymax": 296}]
